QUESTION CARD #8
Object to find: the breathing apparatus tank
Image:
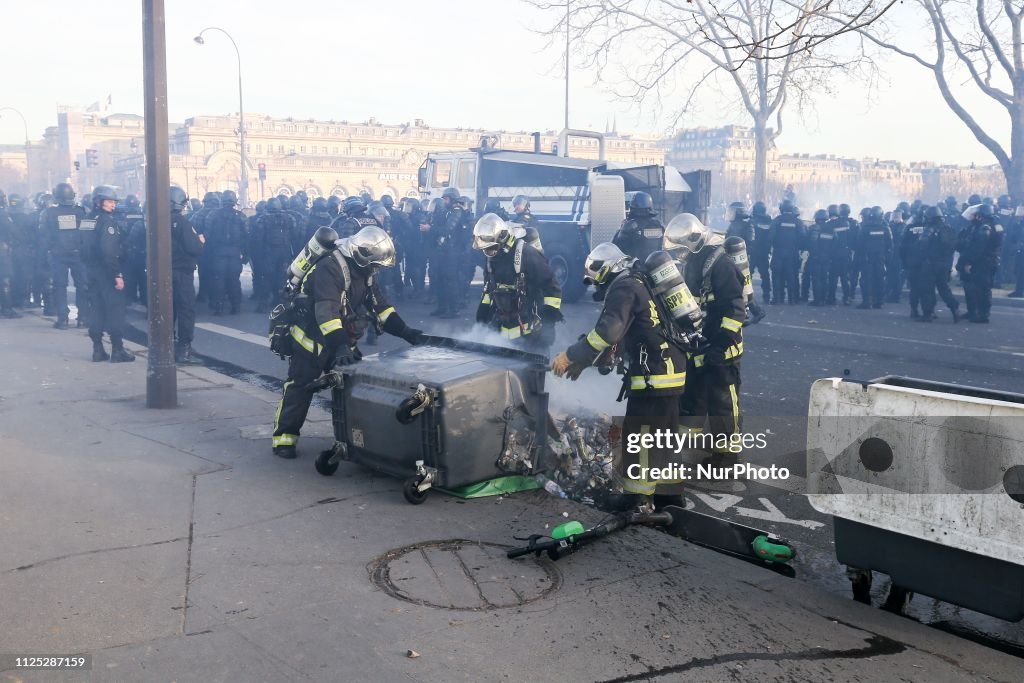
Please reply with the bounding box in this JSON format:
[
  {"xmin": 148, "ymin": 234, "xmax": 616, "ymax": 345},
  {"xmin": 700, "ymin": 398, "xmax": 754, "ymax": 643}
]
[
  {"xmin": 724, "ymin": 236, "xmax": 754, "ymax": 301},
  {"xmin": 643, "ymin": 250, "xmax": 704, "ymax": 340},
  {"xmin": 284, "ymin": 226, "xmax": 340, "ymax": 295}
]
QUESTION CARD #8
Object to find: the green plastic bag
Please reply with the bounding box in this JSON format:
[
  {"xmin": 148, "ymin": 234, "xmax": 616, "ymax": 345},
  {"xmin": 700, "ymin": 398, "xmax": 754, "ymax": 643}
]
[{"xmin": 440, "ymin": 475, "xmax": 541, "ymax": 499}]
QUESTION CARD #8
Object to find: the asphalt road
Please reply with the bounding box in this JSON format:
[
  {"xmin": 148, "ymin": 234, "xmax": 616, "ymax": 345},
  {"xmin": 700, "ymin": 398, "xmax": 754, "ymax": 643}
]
[{"xmin": 114, "ymin": 266, "xmax": 1024, "ymax": 654}]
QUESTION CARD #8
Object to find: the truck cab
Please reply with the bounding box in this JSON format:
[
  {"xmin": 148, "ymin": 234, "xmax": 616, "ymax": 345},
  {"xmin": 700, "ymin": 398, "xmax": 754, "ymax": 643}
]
[{"xmin": 418, "ymin": 133, "xmax": 709, "ymax": 302}]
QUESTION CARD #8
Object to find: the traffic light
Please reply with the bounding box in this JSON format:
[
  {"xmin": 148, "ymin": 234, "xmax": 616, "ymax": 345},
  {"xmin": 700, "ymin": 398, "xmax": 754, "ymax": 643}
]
[
  {"xmin": 258, "ymin": 162, "xmax": 266, "ymax": 180},
  {"xmin": 73, "ymin": 161, "xmax": 81, "ymax": 171},
  {"xmin": 86, "ymin": 149, "xmax": 99, "ymax": 168}
]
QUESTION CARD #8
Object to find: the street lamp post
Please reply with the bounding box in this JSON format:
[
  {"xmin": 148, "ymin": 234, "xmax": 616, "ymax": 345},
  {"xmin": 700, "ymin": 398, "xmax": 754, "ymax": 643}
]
[
  {"xmin": 0, "ymin": 107, "xmax": 31, "ymax": 191},
  {"xmin": 194, "ymin": 27, "xmax": 248, "ymax": 208}
]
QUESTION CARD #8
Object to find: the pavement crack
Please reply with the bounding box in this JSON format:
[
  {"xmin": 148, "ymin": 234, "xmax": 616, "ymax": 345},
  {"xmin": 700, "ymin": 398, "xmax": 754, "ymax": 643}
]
[
  {"xmin": 6, "ymin": 536, "xmax": 187, "ymax": 574},
  {"xmin": 181, "ymin": 474, "xmax": 198, "ymax": 634},
  {"xmin": 594, "ymin": 634, "xmax": 907, "ymax": 683}
]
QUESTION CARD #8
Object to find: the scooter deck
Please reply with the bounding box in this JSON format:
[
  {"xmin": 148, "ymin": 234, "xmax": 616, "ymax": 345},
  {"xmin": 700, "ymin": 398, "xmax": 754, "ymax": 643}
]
[{"xmin": 661, "ymin": 506, "xmax": 796, "ymax": 574}]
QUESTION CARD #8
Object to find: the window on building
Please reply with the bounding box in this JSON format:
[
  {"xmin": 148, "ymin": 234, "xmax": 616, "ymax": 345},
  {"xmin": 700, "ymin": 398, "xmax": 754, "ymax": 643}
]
[
  {"xmin": 277, "ymin": 145, "xmax": 284, "ymax": 153},
  {"xmin": 300, "ymin": 146, "xmax": 306, "ymax": 153},
  {"xmin": 256, "ymin": 144, "xmax": 262, "ymax": 153}
]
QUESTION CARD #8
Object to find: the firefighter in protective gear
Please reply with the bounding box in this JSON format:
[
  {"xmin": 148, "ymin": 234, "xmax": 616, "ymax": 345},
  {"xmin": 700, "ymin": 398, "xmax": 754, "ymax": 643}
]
[
  {"xmin": 612, "ymin": 192, "xmax": 664, "ymax": 262},
  {"xmin": 664, "ymin": 213, "xmax": 745, "ymax": 461},
  {"xmin": 473, "ymin": 214, "xmax": 562, "ymax": 350},
  {"xmin": 551, "ymin": 242, "xmax": 687, "ymax": 509},
  {"xmin": 271, "ymin": 226, "xmax": 422, "ymax": 459}
]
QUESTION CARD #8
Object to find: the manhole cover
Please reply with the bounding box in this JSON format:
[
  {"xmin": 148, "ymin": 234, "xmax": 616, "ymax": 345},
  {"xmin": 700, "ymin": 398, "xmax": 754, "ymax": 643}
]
[{"xmin": 369, "ymin": 539, "xmax": 561, "ymax": 610}]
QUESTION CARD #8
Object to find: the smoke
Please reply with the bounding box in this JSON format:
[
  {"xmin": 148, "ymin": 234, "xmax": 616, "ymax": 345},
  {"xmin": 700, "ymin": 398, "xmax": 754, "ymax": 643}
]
[{"xmin": 453, "ymin": 323, "xmax": 622, "ymax": 419}]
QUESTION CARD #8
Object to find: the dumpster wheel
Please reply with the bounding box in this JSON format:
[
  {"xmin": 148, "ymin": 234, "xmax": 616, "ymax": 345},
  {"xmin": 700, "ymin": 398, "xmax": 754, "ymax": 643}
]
[
  {"xmin": 403, "ymin": 478, "xmax": 429, "ymax": 505},
  {"xmin": 315, "ymin": 449, "xmax": 341, "ymax": 476}
]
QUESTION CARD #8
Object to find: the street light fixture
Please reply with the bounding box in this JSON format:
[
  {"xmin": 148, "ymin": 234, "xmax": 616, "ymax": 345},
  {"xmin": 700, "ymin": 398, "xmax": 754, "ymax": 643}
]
[
  {"xmin": 193, "ymin": 27, "xmax": 248, "ymax": 208},
  {"xmin": 0, "ymin": 106, "xmax": 31, "ymax": 191}
]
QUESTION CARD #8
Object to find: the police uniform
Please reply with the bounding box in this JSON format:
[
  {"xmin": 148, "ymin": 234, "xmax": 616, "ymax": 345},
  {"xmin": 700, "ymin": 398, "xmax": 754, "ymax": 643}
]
[
  {"xmin": 0, "ymin": 205, "xmax": 17, "ymax": 317},
  {"xmin": 613, "ymin": 213, "xmax": 666, "ymax": 263},
  {"xmin": 856, "ymin": 216, "xmax": 892, "ymax": 308},
  {"xmin": 123, "ymin": 211, "xmax": 147, "ymax": 306},
  {"xmin": 171, "ymin": 211, "xmax": 204, "ymax": 358},
  {"xmin": 204, "ymin": 205, "xmax": 247, "ymax": 315},
  {"xmin": 43, "ymin": 202, "xmax": 90, "ymax": 326},
  {"xmin": 825, "ymin": 214, "xmax": 855, "ymax": 304},
  {"xmin": 565, "ymin": 265, "xmax": 687, "ymax": 497},
  {"xmin": 477, "ymin": 238, "xmax": 561, "ymax": 350},
  {"xmin": 272, "ymin": 251, "xmax": 418, "ymax": 454},
  {"xmin": 749, "ymin": 209, "xmax": 773, "ymax": 303},
  {"xmin": 253, "ymin": 207, "xmax": 301, "ymax": 310},
  {"xmin": 679, "ymin": 245, "xmax": 746, "ymax": 455},
  {"xmin": 83, "ymin": 206, "xmax": 130, "ymax": 358},
  {"xmin": 428, "ymin": 201, "xmax": 465, "ymax": 317},
  {"xmin": 769, "ymin": 210, "xmax": 804, "ymax": 304},
  {"xmin": 958, "ymin": 217, "xmax": 1003, "ymax": 323}
]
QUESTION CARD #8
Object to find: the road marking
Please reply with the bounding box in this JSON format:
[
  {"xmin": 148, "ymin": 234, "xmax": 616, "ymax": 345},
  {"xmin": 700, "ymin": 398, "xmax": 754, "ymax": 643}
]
[
  {"xmin": 195, "ymin": 322, "xmax": 268, "ymax": 347},
  {"xmin": 690, "ymin": 492, "xmax": 825, "ymax": 530},
  {"xmin": 762, "ymin": 321, "xmax": 1024, "ymax": 357}
]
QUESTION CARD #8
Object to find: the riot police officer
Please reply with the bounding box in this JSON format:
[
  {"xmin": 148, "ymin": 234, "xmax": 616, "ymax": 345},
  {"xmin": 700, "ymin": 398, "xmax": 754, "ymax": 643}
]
[
  {"xmin": 271, "ymin": 226, "xmax": 422, "ymax": 459},
  {"xmin": 0, "ymin": 190, "xmax": 18, "ymax": 318},
  {"xmin": 664, "ymin": 214, "xmax": 746, "ymax": 460},
  {"xmin": 401, "ymin": 197, "xmax": 428, "ymax": 298},
  {"xmin": 901, "ymin": 210, "xmax": 926, "ymax": 318},
  {"xmin": 428, "ymin": 187, "xmax": 465, "ymax": 318},
  {"xmin": 43, "ymin": 183, "xmax": 90, "ymax": 329},
  {"xmin": 32, "ymin": 193, "xmax": 54, "ymax": 313},
  {"xmin": 749, "ymin": 201, "xmax": 773, "ymax": 304},
  {"xmin": 326, "ymin": 195, "xmax": 342, "ymax": 221},
  {"xmin": 307, "ymin": 198, "xmax": 333, "ymax": 242},
  {"xmin": 82, "ymin": 186, "xmax": 134, "ymax": 363},
  {"xmin": 918, "ymin": 206, "xmax": 960, "ymax": 322},
  {"xmin": 958, "ymin": 204, "xmax": 1003, "ymax": 323},
  {"xmin": 808, "ymin": 209, "xmax": 832, "ymax": 306},
  {"xmin": 170, "ymin": 187, "xmax": 205, "ymax": 363},
  {"xmin": 7, "ymin": 194, "xmax": 37, "ymax": 308},
  {"xmin": 331, "ymin": 196, "xmax": 376, "ymax": 238},
  {"xmin": 856, "ymin": 207, "xmax": 892, "ymax": 309},
  {"xmin": 769, "ymin": 200, "xmax": 804, "ymax": 304},
  {"xmin": 510, "ymin": 194, "xmax": 538, "ymax": 229},
  {"xmin": 473, "ymin": 213, "xmax": 562, "ymax": 351},
  {"xmin": 192, "ymin": 192, "xmax": 220, "ymax": 303},
  {"xmin": 204, "ymin": 189, "xmax": 247, "ymax": 315},
  {"xmin": 613, "ymin": 192, "xmax": 664, "ymax": 262},
  {"xmin": 550, "ymin": 241, "xmax": 688, "ymax": 509},
  {"xmin": 886, "ymin": 207, "xmax": 908, "ymax": 302},
  {"xmin": 247, "ymin": 200, "xmax": 266, "ymax": 305},
  {"xmin": 252, "ymin": 198, "xmax": 302, "ymax": 311},
  {"xmin": 123, "ymin": 205, "xmax": 147, "ymax": 307},
  {"xmin": 825, "ymin": 204, "xmax": 855, "ymax": 304}
]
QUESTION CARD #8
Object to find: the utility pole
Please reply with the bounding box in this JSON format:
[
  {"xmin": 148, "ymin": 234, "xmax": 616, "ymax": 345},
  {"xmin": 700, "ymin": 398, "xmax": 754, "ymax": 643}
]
[
  {"xmin": 142, "ymin": 0, "xmax": 177, "ymax": 408},
  {"xmin": 564, "ymin": 0, "xmax": 570, "ymax": 133}
]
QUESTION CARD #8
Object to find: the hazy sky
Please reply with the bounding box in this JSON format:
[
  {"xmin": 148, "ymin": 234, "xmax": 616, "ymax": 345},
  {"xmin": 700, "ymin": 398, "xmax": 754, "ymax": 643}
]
[{"xmin": 0, "ymin": 0, "xmax": 1008, "ymax": 166}]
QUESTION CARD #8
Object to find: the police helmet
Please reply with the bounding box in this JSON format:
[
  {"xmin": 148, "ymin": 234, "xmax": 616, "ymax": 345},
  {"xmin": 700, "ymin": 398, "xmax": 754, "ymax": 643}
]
[
  {"xmin": 92, "ymin": 186, "xmax": 118, "ymax": 210},
  {"xmin": 368, "ymin": 202, "xmax": 390, "ymax": 227},
  {"xmin": 202, "ymin": 192, "xmax": 220, "ymax": 207},
  {"xmin": 295, "ymin": 190, "xmax": 309, "ymax": 206},
  {"xmin": 838, "ymin": 203, "xmax": 851, "ymax": 217},
  {"xmin": 359, "ymin": 191, "xmax": 373, "ymax": 204},
  {"xmin": 779, "ymin": 199, "xmax": 795, "ymax": 214},
  {"xmin": 897, "ymin": 201, "xmax": 910, "ymax": 213},
  {"xmin": 998, "ymin": 194, "xmax": 1012, "ymax": 209},
  {"xmin": 35, "ymin": 193, "xmax": 53, "ymax": 210},
  {"xmin": 945, "ymin": 196, "xmax": 957, "ymax": 207},
  {"xmin": 170, "ymin": 186, "xmax": 189, "ymax": 213},
  {"xmin": 814, "ymin": 209, "xmax": 828, "ymax": 223},
  {"xmin": 726, "ymin": 201, "xmax": 744, "ymax": 222},
  {"xmin": 343, "ymin": 196, "xmax": 368, "ymax": 216},
  {"xmin": 460, "ymin": 195, "xmax": 474, "ymax": 210},
  {"xmin": 890, "ymin": 209, "xmax": 904, "ymax": 222},
  {"xmin": 255, "ymin": 200, "xmax": 267, "ymax": 213},
  {"xmin": 399, "ymin": 197, "xmax": 417, "ymax": 215},
  {"xmin": 976, "ymin": 203, "xmax": 995, "ymax": 219},
  {"xmin": 221, "ymin": 190, "xmax": 238, "ymax": 207},
  {"xmin": 663, "ymin": 213, "xmax": 712, "ymax": 255},
  {"xmin": 277, "ymin": 193, "xmax": 289, "ymax": 204},
  {"xmin": 441, "ymin": 187, "xmax": 461, "ymax": 203},
  {"xmin": 125, "ymin": 194, "xmax": 141, "ymax": 210},
  {"xmin": 427, "ymin": 197, "xmax": 444, "ymax": 213},
  {"xmin": 869, "ymin": 206, "xmax": 883, "ymax": 220},
  {"xmin": 340, "ymin": 225, "xmax": 396, "ymax": 270},
  {"xmin": 7, "ymin": 193, "xmax": 25, "ymax": 211},
  {"xmin": 484, "ymin": 198, "xmax": 503, "ymax": 214},
  {"xmin": 472, "ymin": 213, "xmax": 514, "ymax": 257},
  {"xmin": 827, "ymin": 204, "xmax": 838, "ymax": 218},
  {"xmin": 512, "ymin": 194, "xmax": 530, "ymax": 213},
  {"xmin": 752, "ymin": 201, "xmax": 767, "ymax": 217},
  {"xmin": 312, "ymin": 197, "xmax": 328, "ymax": 213},
  {"xmin": 630, "ymin": 192, "xmax": 654, "ymax": 215},
  {"xmin": 968, "ymin": 193, "xmax": 982, "ymax": 205},
  {"xmin": 266, "ymin": 198, "xmax": 282, "ymax": 212},
  {"xmin": 327, "ymin": 195, "xmax": 342, "ymax": 212},
  {"xmin": 924, "ymin": 205, "xmax": 942, "ymax": 221},
  {"xmin": 583, "ymin": 242, "xmax": 632, "ymax": 286},
  {"xmin": 380, "ymin": 194, "xmax": 395, "ymax": 209},
  {"xmin": 54, "ymin": 183, "xmax": 76, "ymax": 206}
]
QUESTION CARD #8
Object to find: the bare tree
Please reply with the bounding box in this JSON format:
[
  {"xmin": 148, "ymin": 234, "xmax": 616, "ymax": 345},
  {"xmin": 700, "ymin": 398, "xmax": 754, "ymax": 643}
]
[
  {"xmin": 850, "ymin": 0, "xmax": 1024, "ymax": 196},
  {"xmin": 527, "ymin": 0, "xmax": 890, "ymax": 201}
]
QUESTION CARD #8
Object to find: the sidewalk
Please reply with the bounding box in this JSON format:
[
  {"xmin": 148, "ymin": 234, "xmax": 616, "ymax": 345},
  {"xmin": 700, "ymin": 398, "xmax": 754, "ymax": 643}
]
[{"xmin": 0, "ymin": 312, "xmax": 1020, "ymax": 682}]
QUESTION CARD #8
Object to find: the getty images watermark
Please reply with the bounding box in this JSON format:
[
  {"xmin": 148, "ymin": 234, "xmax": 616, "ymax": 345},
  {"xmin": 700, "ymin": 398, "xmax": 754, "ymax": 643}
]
[{"xmin": 623, "ymin": 428, "xmax": 791, "ymax": 483}]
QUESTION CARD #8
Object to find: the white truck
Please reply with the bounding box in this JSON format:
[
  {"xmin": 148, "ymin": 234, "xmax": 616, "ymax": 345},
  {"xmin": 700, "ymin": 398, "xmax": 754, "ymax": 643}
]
[{"xmin": 417, "ymin": 129, "xmax": 710, "ymax": 301}]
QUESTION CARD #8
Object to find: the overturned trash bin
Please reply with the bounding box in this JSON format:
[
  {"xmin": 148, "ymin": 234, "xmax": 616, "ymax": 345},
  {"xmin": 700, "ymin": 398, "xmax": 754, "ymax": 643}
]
[
  {"xmin": 314, "ymin": 335, "xmax": 550, "ymax": 504},
  {"xmin": 807, "ymin": 375, "xmax": 1024, "ymax": 621}
]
